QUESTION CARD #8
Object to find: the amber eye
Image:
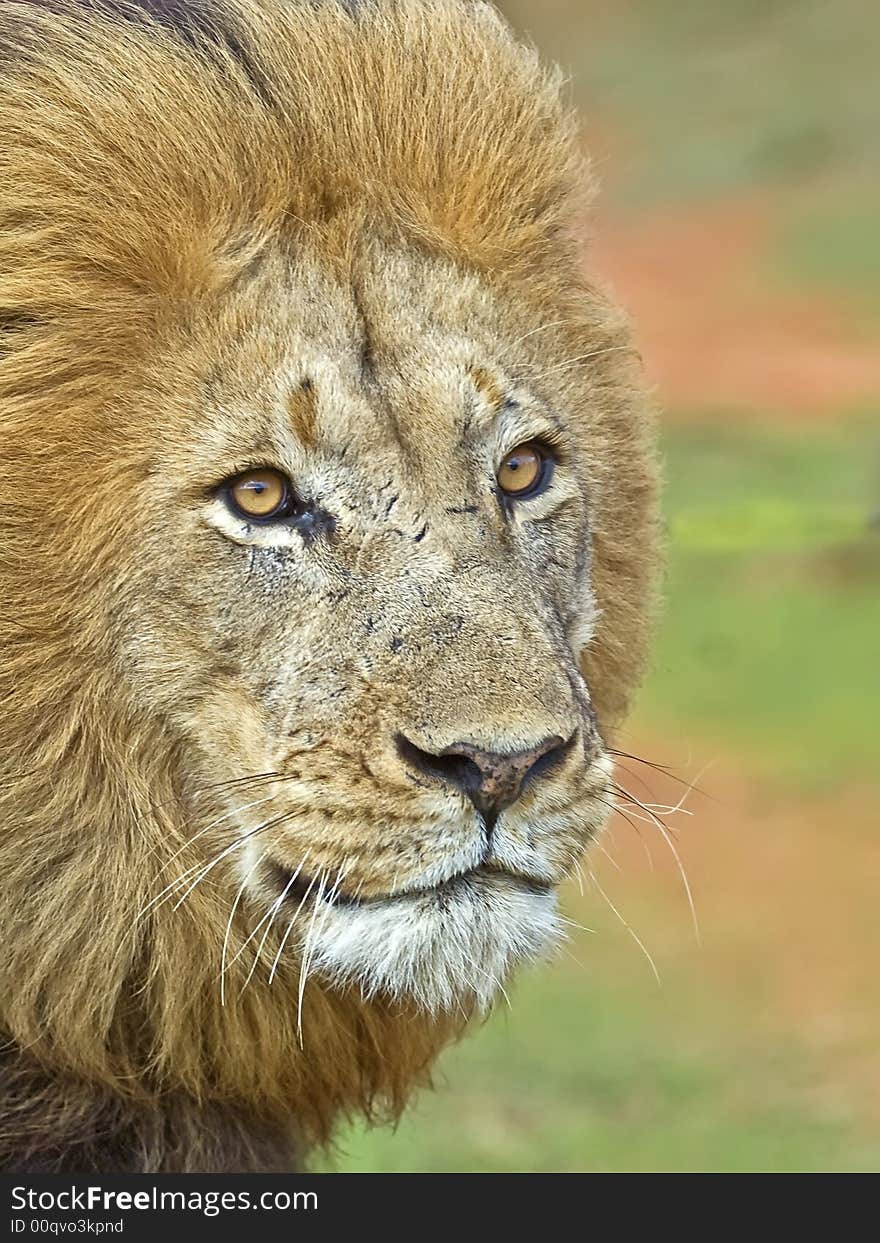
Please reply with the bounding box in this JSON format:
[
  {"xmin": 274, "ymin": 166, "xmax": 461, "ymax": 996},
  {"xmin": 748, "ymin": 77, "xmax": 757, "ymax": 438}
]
[
  {"xmin": 497, "ymin": 441, "xmax": 553, "ymax": 499},
  {"xmin": 224, "ymin": 468, "xmax": 297, "ymax": 523}
]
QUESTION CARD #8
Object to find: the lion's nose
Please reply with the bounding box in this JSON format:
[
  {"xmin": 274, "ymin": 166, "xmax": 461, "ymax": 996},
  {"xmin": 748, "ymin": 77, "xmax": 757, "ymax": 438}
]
[{"xmin": 395, "ymin": 732, "xmax": 574, "ymax": 826}]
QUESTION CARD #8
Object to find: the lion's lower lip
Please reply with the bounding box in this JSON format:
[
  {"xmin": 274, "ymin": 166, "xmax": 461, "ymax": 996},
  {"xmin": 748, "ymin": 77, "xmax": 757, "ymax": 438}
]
[{"xmin": 267, "ymin": 860, "xmax": 551, "ymax": 908}]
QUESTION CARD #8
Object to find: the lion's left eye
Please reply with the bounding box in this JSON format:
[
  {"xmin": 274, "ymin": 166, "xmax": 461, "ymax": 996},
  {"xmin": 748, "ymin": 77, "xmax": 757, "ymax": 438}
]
[
  {"xmin": 223, "ymin": 468, "xmax": 299, "ymax": 523},
  {"xmin": 497, "ymin": 441, "xmax": 554, "ymax": 500}
]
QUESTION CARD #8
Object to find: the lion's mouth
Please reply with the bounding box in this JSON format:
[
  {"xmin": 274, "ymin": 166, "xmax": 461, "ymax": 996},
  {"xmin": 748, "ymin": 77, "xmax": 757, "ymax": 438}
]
[{"xmin": 265, "ymin": 858, "xmax": 551, "ymax": 910}]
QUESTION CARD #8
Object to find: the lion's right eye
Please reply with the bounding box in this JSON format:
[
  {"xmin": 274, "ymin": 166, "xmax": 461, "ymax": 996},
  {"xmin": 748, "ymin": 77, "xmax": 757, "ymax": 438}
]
[{"xmin": 223, "ymin": 468, "xmax": 298, "ymax": 523}]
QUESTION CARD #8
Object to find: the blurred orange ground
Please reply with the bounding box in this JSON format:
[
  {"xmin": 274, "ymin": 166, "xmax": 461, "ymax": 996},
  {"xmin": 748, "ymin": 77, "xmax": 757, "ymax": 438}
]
[
  {"xmin": 595, "ymin": 736, "xmax": 880, "ymax": 1122},
  {"xmin": 590, "ymin": 196, "xmax": 880, "ymax": 418}
]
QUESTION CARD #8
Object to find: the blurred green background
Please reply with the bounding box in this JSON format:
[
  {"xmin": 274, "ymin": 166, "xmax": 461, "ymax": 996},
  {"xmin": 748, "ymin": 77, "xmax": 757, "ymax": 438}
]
[{"xmin": 328, "ymin": 0, "xmax": 880, "ymax": 1171}]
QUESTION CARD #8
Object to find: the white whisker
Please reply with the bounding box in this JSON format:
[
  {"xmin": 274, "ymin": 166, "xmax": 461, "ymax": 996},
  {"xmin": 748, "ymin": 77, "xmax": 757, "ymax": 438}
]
[
  {"xmin": 236, "ymin": 850, "xmax": 312, "ymax": 991},
  {"xmin": 170, "ymin": 811, "xmax": 293, "ymax": 914},
  {"xmin": 220, "ymin": 849, "xmax": 267, "ymax": 1006},
  {"xmin": 507, "ymin": 318, "xmax": 568, "ymax": 352},
  {"xmin": 304, "ymin": 861, "xmax": 348, "ymax": 1001},
  {"xmin": 529, "ymin": 344, "xmax": 637, "ymax": 383},
  {"xmin": 159, "ymin": 794, "xmax": 278, "ymax": 878},
  {"xmin": 587, "ymin": 865, "xmax": 660, "ymax": 986},
  {"xmin": 559, "ymin": 916, "xmax": 597, "ymax": 935},
  {"xmin": 136, "ymin": 797, "xmax": 281, "ymax": 922},
  {"xmin": 615, "ymin": 785, "xmax": 700, "ymax": 946},
  {"xmin": 296, "ymin": 870, "xmax": 328, "ymax": 1047},
  {"xmin": 597, "ymin": 842, "xmax": 622, "ymax": 873},
  {"xmin": 135, "ymin": 856, "xmax": 208, "ymax": 922},
  {"xmin": 267, "ymin": 873, "xmax": 318, "ymax": 986},
  {"xmin": 470, "ymin": 959, "xmax": 512, "ymax": 1011}
]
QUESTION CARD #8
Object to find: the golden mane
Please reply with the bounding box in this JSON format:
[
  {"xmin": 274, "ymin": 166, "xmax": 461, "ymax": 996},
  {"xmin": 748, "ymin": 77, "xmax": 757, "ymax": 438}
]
[{"xmin": 0, "ymin": 0, "xmax": 658, "ymax": 1171}]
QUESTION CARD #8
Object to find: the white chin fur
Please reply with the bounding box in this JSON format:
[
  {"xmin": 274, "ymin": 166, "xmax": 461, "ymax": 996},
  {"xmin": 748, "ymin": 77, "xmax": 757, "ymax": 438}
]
[{"xmin": 304, "ymin": 873, "xmax": 562, "ymax": 1013}]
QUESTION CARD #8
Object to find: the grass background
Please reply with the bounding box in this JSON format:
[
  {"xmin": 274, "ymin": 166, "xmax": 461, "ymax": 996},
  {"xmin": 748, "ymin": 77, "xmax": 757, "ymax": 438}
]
[{"xmin": 326, "ymin": 0, "xmax": 879, "ymax": 1172}]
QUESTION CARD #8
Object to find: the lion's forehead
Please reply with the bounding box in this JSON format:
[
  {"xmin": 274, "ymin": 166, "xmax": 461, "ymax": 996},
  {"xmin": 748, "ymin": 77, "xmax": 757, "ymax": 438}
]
[{"xmin": 152, "ymin": 240, "xmax": 526, "ymax": 473}]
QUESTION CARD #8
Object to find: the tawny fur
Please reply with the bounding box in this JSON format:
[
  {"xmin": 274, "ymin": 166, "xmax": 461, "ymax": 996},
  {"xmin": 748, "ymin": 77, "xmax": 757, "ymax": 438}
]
[{"xmin": 0, "ymin": 0, "xmax": 660, "ymax": 1172}]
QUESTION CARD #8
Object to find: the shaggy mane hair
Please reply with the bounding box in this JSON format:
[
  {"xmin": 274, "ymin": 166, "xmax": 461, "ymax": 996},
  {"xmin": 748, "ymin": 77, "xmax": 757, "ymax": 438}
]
[{"xmin": 0, "ymin": 0, "xmax": 658, "ymax": 1171}]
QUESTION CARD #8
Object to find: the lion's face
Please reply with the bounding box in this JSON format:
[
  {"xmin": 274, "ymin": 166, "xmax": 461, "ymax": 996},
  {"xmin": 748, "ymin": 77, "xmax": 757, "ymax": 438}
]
[
  {"xmin": 0, "ymin": 0, "xmax": 658, "ymax": 1145},
  {"xmin": 119, "ymin": 237, "xmax": 611, "ymax": 1010}
]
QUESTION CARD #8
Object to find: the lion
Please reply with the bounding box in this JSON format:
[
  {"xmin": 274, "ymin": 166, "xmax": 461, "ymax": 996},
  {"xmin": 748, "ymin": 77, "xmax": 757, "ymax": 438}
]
[{"xmin": 0, "ymin": 0, "xmax": 659, "ymax": 1172}]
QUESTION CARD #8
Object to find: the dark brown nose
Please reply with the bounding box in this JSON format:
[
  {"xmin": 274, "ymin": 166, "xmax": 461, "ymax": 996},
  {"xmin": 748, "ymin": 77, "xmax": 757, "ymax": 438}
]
[{"xmin": 396, "ymin": 732, "xmax": 573, "ymax": 827}]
